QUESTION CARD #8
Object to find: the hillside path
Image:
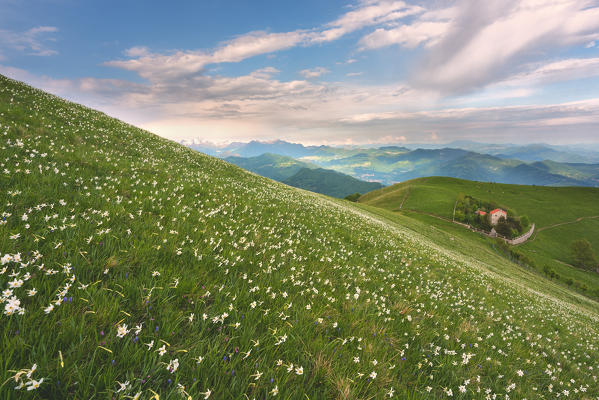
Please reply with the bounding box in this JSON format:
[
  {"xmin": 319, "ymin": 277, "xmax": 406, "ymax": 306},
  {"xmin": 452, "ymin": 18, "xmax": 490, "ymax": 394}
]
[{"xmin": 537, "ymin": 215, "xmax": 599, "ymax": 232}]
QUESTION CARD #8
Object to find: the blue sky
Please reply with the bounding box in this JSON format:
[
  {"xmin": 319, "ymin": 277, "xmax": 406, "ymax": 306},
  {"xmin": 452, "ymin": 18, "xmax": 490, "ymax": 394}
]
[{"xmin": 1, "ymin": 0, "xmax": 599, "ymax": 145}]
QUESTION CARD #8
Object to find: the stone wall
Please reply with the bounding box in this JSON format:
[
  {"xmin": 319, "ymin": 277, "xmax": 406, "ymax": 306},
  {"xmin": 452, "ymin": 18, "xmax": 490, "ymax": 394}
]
[{"xmin": 505, "ymin": 223, "xmax": 535, "ymax": 245}]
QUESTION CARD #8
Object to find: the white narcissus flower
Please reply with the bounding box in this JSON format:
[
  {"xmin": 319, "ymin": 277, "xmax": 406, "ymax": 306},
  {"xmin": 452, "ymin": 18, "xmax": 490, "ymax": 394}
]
[
  {"xmin": 116, "ymin": 324, "xmax": 129, "ymax": 338},
  {"xmin": 167, "ymin": 358, "xmax": 179, "ymax": 373},
  {"xmin": 9, "ymin": 279, "xmax": 23, "ymax": 288},
  {"xmin": 26, "ymin": 378, "xmax": 43, "ymax": 391}
]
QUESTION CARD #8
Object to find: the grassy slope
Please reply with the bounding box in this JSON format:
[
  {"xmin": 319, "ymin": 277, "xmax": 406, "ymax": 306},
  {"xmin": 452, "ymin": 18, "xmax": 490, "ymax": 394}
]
[
  {"xmin": 1, "ymin": 75, "xmax": 598, "ymax": 399},
  {"xmin": 282, "ymin": 168, "xmax": 383, "ymax": 198},
  {"xmin": 360, "ymin": 176, "xmax": 599, "ymax": 296},
  {"xmin": 224, "ymin": 153, "xmax": 316, "ymax": 181}
]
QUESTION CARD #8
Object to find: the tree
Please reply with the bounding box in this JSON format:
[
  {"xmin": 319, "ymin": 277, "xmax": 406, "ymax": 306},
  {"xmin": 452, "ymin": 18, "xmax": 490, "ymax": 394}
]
[
  {"xmin": 520, "ymin": 215, "xmax": 530, "ymax": 229},
  {"xmin": 495, "ymin": 220, "xmax": 512, "ymax": 238},
  {"xmin": 571, "ymin": 239, "xmax": 598, "ymax": 271},
  {"xmin": 344, "ymin": 193, "xmax": 361, "ymax": 202}
]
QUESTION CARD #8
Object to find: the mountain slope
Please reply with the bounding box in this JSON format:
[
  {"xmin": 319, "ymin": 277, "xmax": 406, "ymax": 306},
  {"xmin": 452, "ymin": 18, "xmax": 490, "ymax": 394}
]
[
  {"xmin": 1, "ymin": 75, "xmax": 599, "ymax": 399},
  {"xmin": 186, "ymin": 140, "xmax": 599, "ymax": 187},
  {"xmin": 359, "ymin": 176, "xmax": 599, "ymax": 298},
  {"xmin": 224, "ymin": 153, "xmax": 317, "ymax": 181},
  {"xmin": 282, "ymin": 167, "xmax": 383, "ymax": 198},
  {"xmin": 224, "ymin": 154, "xmax": 382, "ymax": 198}
]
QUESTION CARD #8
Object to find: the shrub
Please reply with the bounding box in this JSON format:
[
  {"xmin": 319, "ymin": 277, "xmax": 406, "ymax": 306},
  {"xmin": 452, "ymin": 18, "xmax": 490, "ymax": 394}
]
[
  {"xmin": 344, "ymin": 192, "xmax": 361, "ymax": 202},
  {"xmin": 571, "ymin": 239, "xmax": 598, "ymax": 271}
]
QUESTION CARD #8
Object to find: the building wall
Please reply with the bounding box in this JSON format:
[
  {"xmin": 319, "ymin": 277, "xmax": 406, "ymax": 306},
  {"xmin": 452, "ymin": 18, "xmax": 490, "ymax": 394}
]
[{"xmin": 491, "ymin": 211, "xmax": 506, "ymax": 225}]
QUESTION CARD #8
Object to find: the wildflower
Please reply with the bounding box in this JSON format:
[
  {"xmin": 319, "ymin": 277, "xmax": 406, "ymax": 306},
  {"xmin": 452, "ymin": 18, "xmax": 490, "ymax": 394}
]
[
  {"xmin": 295, "ymin": 366, "xmax": 303, "ymax": 375},
  {"xmin": 4, "ymin": 297, "xmax": 21, "ymax": 315},
  {"xmin": 116, "ymin": 324, "xmax": 129, "ymax": 338},
  {"xmin": 369, "ymin": 371, "xmax": 377, "ymax": 379},
  {"xmin": 116, "ymin": 380, "xmax": 130, "ymax": 393},
  {"xmin": 145, "ymin": 340, "xmax": 154, "ymax": 350},
  {"xmin": 167, "ymin": 358, "xmax": 179, "ymax": 373},
  {"xmin": 152, "ymin": 271, "xmax": 160, "ymax": 277},
  {"xmin": 26, "ymin": 378, "xmax": 43, "ymax": 391},
  {"xmin": 158, "ymin": 345, "xmax": 167, "ymax": 356},
  {"xmin": 251, "ymin": 370, "xmax": 263, "ymax": 380},
  {"xmin": 270, "ymin": 385, "xmax": 279, "ymax": 396},
  {"xmin": 8, "ymin": 279, "xmax": 23, "ymax": 288}
]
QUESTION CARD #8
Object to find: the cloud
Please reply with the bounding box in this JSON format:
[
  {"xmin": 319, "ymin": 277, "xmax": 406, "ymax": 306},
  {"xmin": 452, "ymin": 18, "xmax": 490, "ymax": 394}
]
[
  {"xmin": 124, "ymin": 46, "xmax": 150, "ymax": 57},
  {"xmin": 359, "ymin": 20, "xmax": 450, "ymax": 49},
  {"xmin": 107, "ymin": 30, "xmax": 307, "ymax": 82},
  {"xmin": 106, "ymin": 1, "xmax": 423, "ymax": 82},
  {"xmin": 300, "ymin": 67, "xmax": 330, "ymax": 79},
  {"xmin": 412, "ymin": 0, "xmax": 599, "ymax": 94},
  {"xmin": 313, "ymin": 0, "xmax": 425, "ymax": 42},
  {"xmin": 346, "ymin": 72, "xmax": 364, "ymax": 77},
  {"xmin": 0, "ymin": 26, "xmax": 58, "ymax": 57},
  {"xmin": 500, "ymin": 57, "xmax": 599, "ymax": 87}
]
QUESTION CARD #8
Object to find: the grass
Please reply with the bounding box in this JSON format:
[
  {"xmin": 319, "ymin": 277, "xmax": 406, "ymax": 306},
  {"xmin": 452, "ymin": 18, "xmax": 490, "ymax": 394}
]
[
  {"xmin": 360, "ymin": 176, "xmax": 599, "ymax": 299},
  {"xmin": 1, "ymin": 74, "xmax": 599, "ymax": 399}
]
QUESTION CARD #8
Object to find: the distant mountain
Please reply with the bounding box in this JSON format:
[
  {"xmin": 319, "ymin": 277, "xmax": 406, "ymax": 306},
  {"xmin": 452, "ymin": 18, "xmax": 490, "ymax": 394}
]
[
  {"xmin": 225, "ymin": 154, "xmax": 383, "ymax": 197},
  {"xmin": 282, "ymin": 168, "xmax": 384, "ymax": 198},
  {"xmin": 184, "ymin": 139, "xmax": 599, "ymax": 187},
  {"xmin": 225, "ymin": 153, "xmax": 316, "ymax": 181}
]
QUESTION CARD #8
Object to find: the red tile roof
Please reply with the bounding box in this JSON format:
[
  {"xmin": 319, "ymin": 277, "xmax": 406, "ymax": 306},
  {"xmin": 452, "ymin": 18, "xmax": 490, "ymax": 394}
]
[{"xmin": 490, "ymin": 208, "xmax": 506, "ymax": 215}]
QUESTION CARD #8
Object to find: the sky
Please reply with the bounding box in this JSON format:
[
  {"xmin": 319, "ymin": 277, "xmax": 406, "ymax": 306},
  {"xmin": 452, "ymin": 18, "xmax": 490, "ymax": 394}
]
[{"xmin": 1, "ymin": 0, "xmax": 599, "ymax": 145}]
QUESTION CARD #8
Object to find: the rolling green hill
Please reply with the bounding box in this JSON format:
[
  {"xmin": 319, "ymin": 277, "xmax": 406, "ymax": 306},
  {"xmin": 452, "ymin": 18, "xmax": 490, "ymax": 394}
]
[
  {"xmin": 282, "ymin": 168, "xmax": 383, "ymax": 198},
  {"xmin": 224, "ymin": 153, "xmax": 317, "ymax": 181},
  {"xmin": 225, "ymin": 154, "xmax": 383, "ymax": 198},
  {"xmin": 360, "ymin": 176, "xmax": 599, "ymax": 298},
  {"xmin": 2, "ymin": 75, "xmax": 599, "ymax": 399}
]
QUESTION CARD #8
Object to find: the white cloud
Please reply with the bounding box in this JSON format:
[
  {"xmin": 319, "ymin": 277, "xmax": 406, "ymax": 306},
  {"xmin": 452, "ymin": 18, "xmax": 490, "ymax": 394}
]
[
  {"xmin": 313, "ymin": 0, "xmax": 424, "ymax": 42},
  {"xmin": 346, "ymin": 72, "xmax": 364, "ymax": 77},
  {"xmin": 0, "ymin": 26, "xmax": 58, "ymax": 57},
  {"xmin": 413, "ymin": 0, "xmax": 599, "ymax": 93},
  {"xmin": 359, "ymin": 20, "xmax": 450, "ymax": 49},
  {"xmin": 500, "ymin": 57, "xmax": 599, "ymax": 87},
  {"xmin": 300, "ymin": 67, "xmax": 330, "ymax": 79},
  {"xmin": 107, "ymin": 30, "xmax": 307, "ymax": 82},
  {"xmin": 106, "ymin": 1, "xmax": 424, "ymax": 82}
]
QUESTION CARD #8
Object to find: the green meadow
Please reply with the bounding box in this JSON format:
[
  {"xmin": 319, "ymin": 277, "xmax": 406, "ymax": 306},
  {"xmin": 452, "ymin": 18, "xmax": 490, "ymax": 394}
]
[
  {"xmin": 1, "ymin": 75, "xmax": 598, "ymax": 399},
  {"xmin": 360, "ymin": 176, "xmax": 599, "ymax": 298}
]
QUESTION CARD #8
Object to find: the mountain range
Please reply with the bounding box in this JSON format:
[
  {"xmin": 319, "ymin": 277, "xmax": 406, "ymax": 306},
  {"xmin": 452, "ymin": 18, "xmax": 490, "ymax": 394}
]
[
  {"xmin": 224, "ymin": 153, "xmax": 383, "ymax": 198},
  {"xmin": 184, "ymin": 139, "xmax": 599, "ymax": 187}
]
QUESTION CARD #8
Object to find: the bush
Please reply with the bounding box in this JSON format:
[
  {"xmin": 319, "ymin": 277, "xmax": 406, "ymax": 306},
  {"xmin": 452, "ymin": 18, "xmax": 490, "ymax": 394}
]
[
  {"xmin": 344, "ymin": 192, "xmax": 361, "ymax": 202},
  {"xmin": 495, "ymin": 220, "xmax": 512, "ymax": 237},
  {"xmin": 571, "ymin": 239, "xmax": 598, "ymax": 271}
]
